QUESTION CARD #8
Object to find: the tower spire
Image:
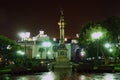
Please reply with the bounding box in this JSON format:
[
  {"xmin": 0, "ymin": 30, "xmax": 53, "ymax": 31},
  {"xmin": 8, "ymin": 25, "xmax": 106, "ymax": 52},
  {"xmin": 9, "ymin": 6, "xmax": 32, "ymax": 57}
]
[{"xmin": 58, "ymin": 10, "xmax": 65, "ymax": 44}]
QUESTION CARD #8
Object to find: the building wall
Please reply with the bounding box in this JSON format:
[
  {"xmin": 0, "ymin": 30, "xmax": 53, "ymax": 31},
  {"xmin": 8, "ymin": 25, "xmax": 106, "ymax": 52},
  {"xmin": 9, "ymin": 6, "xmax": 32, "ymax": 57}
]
[
  {"xmin": 32, "ymin": 43, "xmax": 71, "ymax": 60},
  {"xmin": 18, "ymin": 41, "xmax": 79, "ymax": 61}
]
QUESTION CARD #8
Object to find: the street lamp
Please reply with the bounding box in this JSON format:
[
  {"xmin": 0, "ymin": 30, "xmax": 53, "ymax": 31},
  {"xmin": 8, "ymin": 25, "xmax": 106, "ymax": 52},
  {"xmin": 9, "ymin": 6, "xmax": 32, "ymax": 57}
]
[
  {"xmin": 104, "ymin": 43, "xmax": 113, "ymax": 53},
  {"xmin": 104, "ymin": 43, "xmax": 111, "ymax": 49},
  {"xmin": 109, "ymin": 48, "xmax": 113, "ymax": 53},
  {"xmin": 19, "ymin": 32, "xmax": 30, "ymax": 56},
  {"xmin": 80, "ymin": 49, "xmax": 86, "ymax": 57},
  {"xmin": 42, "ymin": 41, "xmax": 52, "ymax": 59},
  {"xmin": 91, "ymin": 32, "xmax": 103, "ymax": 40},
  {"xmin": 19, "ymin": 32, "xmax": 30, "ymax": 41},
  {"xmin": 91, "ymin": 31, "xmax": 103, "ymax": 59}
]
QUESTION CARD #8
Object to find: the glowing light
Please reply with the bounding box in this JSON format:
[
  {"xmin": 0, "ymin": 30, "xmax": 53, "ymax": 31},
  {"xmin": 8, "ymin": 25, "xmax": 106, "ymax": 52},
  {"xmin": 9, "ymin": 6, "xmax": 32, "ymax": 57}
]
[
  {"xmin": 47, "ymin": 51, "xmax": 51, "ymax": 55},
  {"xmin": 98, "ymin": 56, "xmax": 102, "ymax": 59},
  {"xmin": 19, "ymin": 32, "xmax": 30, "ymax": 40},
  {"xmin": 41, "ymin": 72, "xmax": 55, "ymax": 80},
  {"xmin": 36, "ymin": 54, "xmax": 40, "ymax": 58},
  {"xmin": 109, "ymin": 48, "xmax": 113, "ymax": 53},
  {"xmin": 92, "ymin": 57, "xmax": 95, "ymax": 60},
  {"xmin": 64, "ymin": 38, "xmax": 67, "ymax": 41},
  {"xmin": 33, "ymin": 37, "xmax": 37, "ymax": 41},
  {"xmin": 17, "ymin": 50, "xmax": 25, "ymax": 55},
  {"xmin": 53, "ymin": 38, "xmax": 56, "ymax": 41},
  {"xmin": 17, "ymin": 77, "xmax": 27, "ymax": 80},
  {"xmin": 104, "ymin": 43, "xmax": 111, "ymax": 48},
  {"xmin": 40, "ymin": 61, "xmax": 44, "ymax": 64},
  {"xmin": 6, "ymin": 45, "xmax": 12, "ymax": 50},
  {"xmin": 76, "ymin": 34, "xmax": 79, "ymax": 38},
  {"xmin": 42, "ymin": 42, "xmax": 52, "ymax": 47},
  {"xmin": 80, "ymin": 49, "xmax": 86, "ymax": 57},
  {"xmin": 104, "ymin": 73, "xmax": 114, "ymax": 80},
  {"xmin": 79, "ymin": 75, "xmax": 86, "ymax": 80},
  {"xmin": 91, "ymin": 32, "xmax": 103, "ymax": 39},
  {"xmin": 40, "ymin": 30, "xmax": 44, "ymax": 35}
]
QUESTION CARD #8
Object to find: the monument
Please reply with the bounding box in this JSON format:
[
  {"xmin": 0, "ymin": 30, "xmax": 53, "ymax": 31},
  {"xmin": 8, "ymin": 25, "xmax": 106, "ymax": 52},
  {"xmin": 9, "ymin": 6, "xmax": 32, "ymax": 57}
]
[{"xmin": 54, "ymin": 10, "xmax": 72, "ymax": 68}]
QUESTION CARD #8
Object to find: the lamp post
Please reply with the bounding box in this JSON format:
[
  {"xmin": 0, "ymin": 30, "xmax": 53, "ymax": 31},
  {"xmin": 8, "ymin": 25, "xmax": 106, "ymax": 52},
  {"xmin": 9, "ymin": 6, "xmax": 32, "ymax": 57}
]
[
  {"xmin": 42, "ymin": 41, "xmax": 52, "ymax": 60},
  {"xmin": 19, "ymin": 32, "xmax": 30, "ymax": 57},
  {"xmin": 91, "ymin": 32, "xmax": 103, "ymax": 59}
]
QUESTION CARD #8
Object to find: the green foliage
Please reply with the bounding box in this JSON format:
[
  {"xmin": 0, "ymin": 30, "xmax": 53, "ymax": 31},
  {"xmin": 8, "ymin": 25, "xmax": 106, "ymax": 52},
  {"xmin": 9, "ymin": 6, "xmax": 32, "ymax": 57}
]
[
  {"xmin": 100, "ymin": 16, "xmax": 120, "ymax": 42},
  {"xmin": 52, "ymin": 45, "xmax": 58, "ymax": 52},
  {"xmin": 80, "ymin": 16, "xmax": 120, "ymax": 46},
  {"xmin": 79, "ymin": 16, "xmax": 120, "ymax": 64},
  {"xmin": 99, "ymin": 16, "xmax": 120, "ymax": 58},
  {"xmin": 39, "ymin": 47, "xmax": 45, "ymax": 58},
  {"xmin": 80, "ymin": 24, "xmax": 110, "ymax": 45},
  {"xmin": 80, "ymin": 21, "xmax": 95, "ymax": 41},
  {"xmin": 79, "ymin": 23, "xmax": 111, "ymax": 59},
  {"xmin": 39, "ymin": 47, "xmax": 45, "ymax": 53},
  {"xmin": 0, "ymin": 35, "xmax": 15, "ymax": 56},
  {"xmin": 0, "ymin": 35, "xmax": 22, "ymax": 66}
]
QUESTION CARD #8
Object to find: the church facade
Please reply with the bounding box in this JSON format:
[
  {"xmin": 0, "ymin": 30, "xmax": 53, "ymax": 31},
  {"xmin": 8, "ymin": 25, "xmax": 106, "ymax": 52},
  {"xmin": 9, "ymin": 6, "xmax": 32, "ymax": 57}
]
[{"xmin": 17, "ymin": 30, "xmax": 78, "ymax": 60}]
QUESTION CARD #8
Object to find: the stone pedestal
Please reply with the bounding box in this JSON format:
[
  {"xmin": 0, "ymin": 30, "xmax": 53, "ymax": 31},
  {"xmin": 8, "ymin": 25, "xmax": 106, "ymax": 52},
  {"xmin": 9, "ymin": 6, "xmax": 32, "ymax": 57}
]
[
  {"xmin": 54, "ymin": 61, "xmax": 72, "ymax": 69},
  {"xmin": 54, "ymin": 44, "xmax": 72, "ymax": 69}
]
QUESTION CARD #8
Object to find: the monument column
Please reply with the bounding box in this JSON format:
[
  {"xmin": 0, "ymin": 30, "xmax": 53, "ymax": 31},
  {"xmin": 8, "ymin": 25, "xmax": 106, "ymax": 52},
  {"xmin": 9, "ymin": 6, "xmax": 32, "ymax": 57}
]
[
  {"xmin": 58, "ymin": 10, "xmax": 65, "ymax": 44},
  {"xmin": 54, "ymin": 10, "xmax": 72, "ymax": 68},
  {"xmin": 57, "ymin": 10, "xmax": 68, "ymax": 58}
]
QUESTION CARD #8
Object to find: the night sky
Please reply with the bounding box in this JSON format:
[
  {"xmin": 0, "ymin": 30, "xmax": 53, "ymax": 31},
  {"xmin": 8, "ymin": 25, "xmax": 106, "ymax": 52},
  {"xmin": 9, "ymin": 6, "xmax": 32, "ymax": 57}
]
[{"xmin": 0, "ymin": 0, "xmax": 120, "ymax": 40}]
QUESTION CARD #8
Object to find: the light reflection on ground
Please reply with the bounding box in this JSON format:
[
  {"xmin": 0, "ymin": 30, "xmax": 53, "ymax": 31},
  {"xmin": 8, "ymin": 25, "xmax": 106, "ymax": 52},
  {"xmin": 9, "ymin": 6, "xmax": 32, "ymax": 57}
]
[
  {"xmin": 0, "ymin": 71, "xmax": 120, "ymax": 80},
  {"xmin": 41, "ymin": 72, "xmax": 55, "ymax": 80}
]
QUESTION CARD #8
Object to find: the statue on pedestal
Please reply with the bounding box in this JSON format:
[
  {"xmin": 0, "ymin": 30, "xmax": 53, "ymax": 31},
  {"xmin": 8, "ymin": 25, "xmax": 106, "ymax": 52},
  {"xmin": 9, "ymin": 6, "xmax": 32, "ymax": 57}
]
[{"xmin": 54, "ymin": 10, "xmax": 72, "ymax": 68}]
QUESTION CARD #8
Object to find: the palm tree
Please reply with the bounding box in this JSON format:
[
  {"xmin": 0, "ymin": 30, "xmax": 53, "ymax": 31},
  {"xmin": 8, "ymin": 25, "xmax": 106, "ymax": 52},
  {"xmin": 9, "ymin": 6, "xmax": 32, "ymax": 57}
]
[
  {"xmin": 38, "ymin": 47, "xmax": 45, "ymax": 59},
  {"xmin": 52, "ymin": 45, "xmax": 58, "ymax": 59}
]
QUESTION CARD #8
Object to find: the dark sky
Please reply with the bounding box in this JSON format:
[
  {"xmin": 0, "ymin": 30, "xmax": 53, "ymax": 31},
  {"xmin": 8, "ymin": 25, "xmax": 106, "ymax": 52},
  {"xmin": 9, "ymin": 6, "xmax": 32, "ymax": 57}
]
[{"xmin": 0, "ymin": 0, "xmax": 120, "ymax": 40}]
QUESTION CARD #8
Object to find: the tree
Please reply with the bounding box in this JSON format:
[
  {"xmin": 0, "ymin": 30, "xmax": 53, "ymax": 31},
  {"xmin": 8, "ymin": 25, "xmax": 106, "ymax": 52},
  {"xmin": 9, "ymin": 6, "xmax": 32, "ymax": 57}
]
[
  {"xmin": 100, "ymin": 16, "xmax": 120, "ymax": 60},
  {"xmin": 79, "ymin": 24, "xmax": 111, "ymax": 64},
  {"xmin": 0, "ymin": 35, "xmax": 20, "ymax": 66},
  {"xmin": 38, "ymin": 47, "xmax": 45, "ymax": 58},
  {"xmin": 100, "ymin": 16, "xmax": 120, "ymax": 42},
  {"xmin": 79, "ymin": 21, "xmax": 96, "ymax": 44},
  {"xmin": 79, "ymin": 16, "xmax": 120, "ymax": 64},
  {"xmin": 52, "ymin": 45, "xmax": 58, "ymax": 59}
]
